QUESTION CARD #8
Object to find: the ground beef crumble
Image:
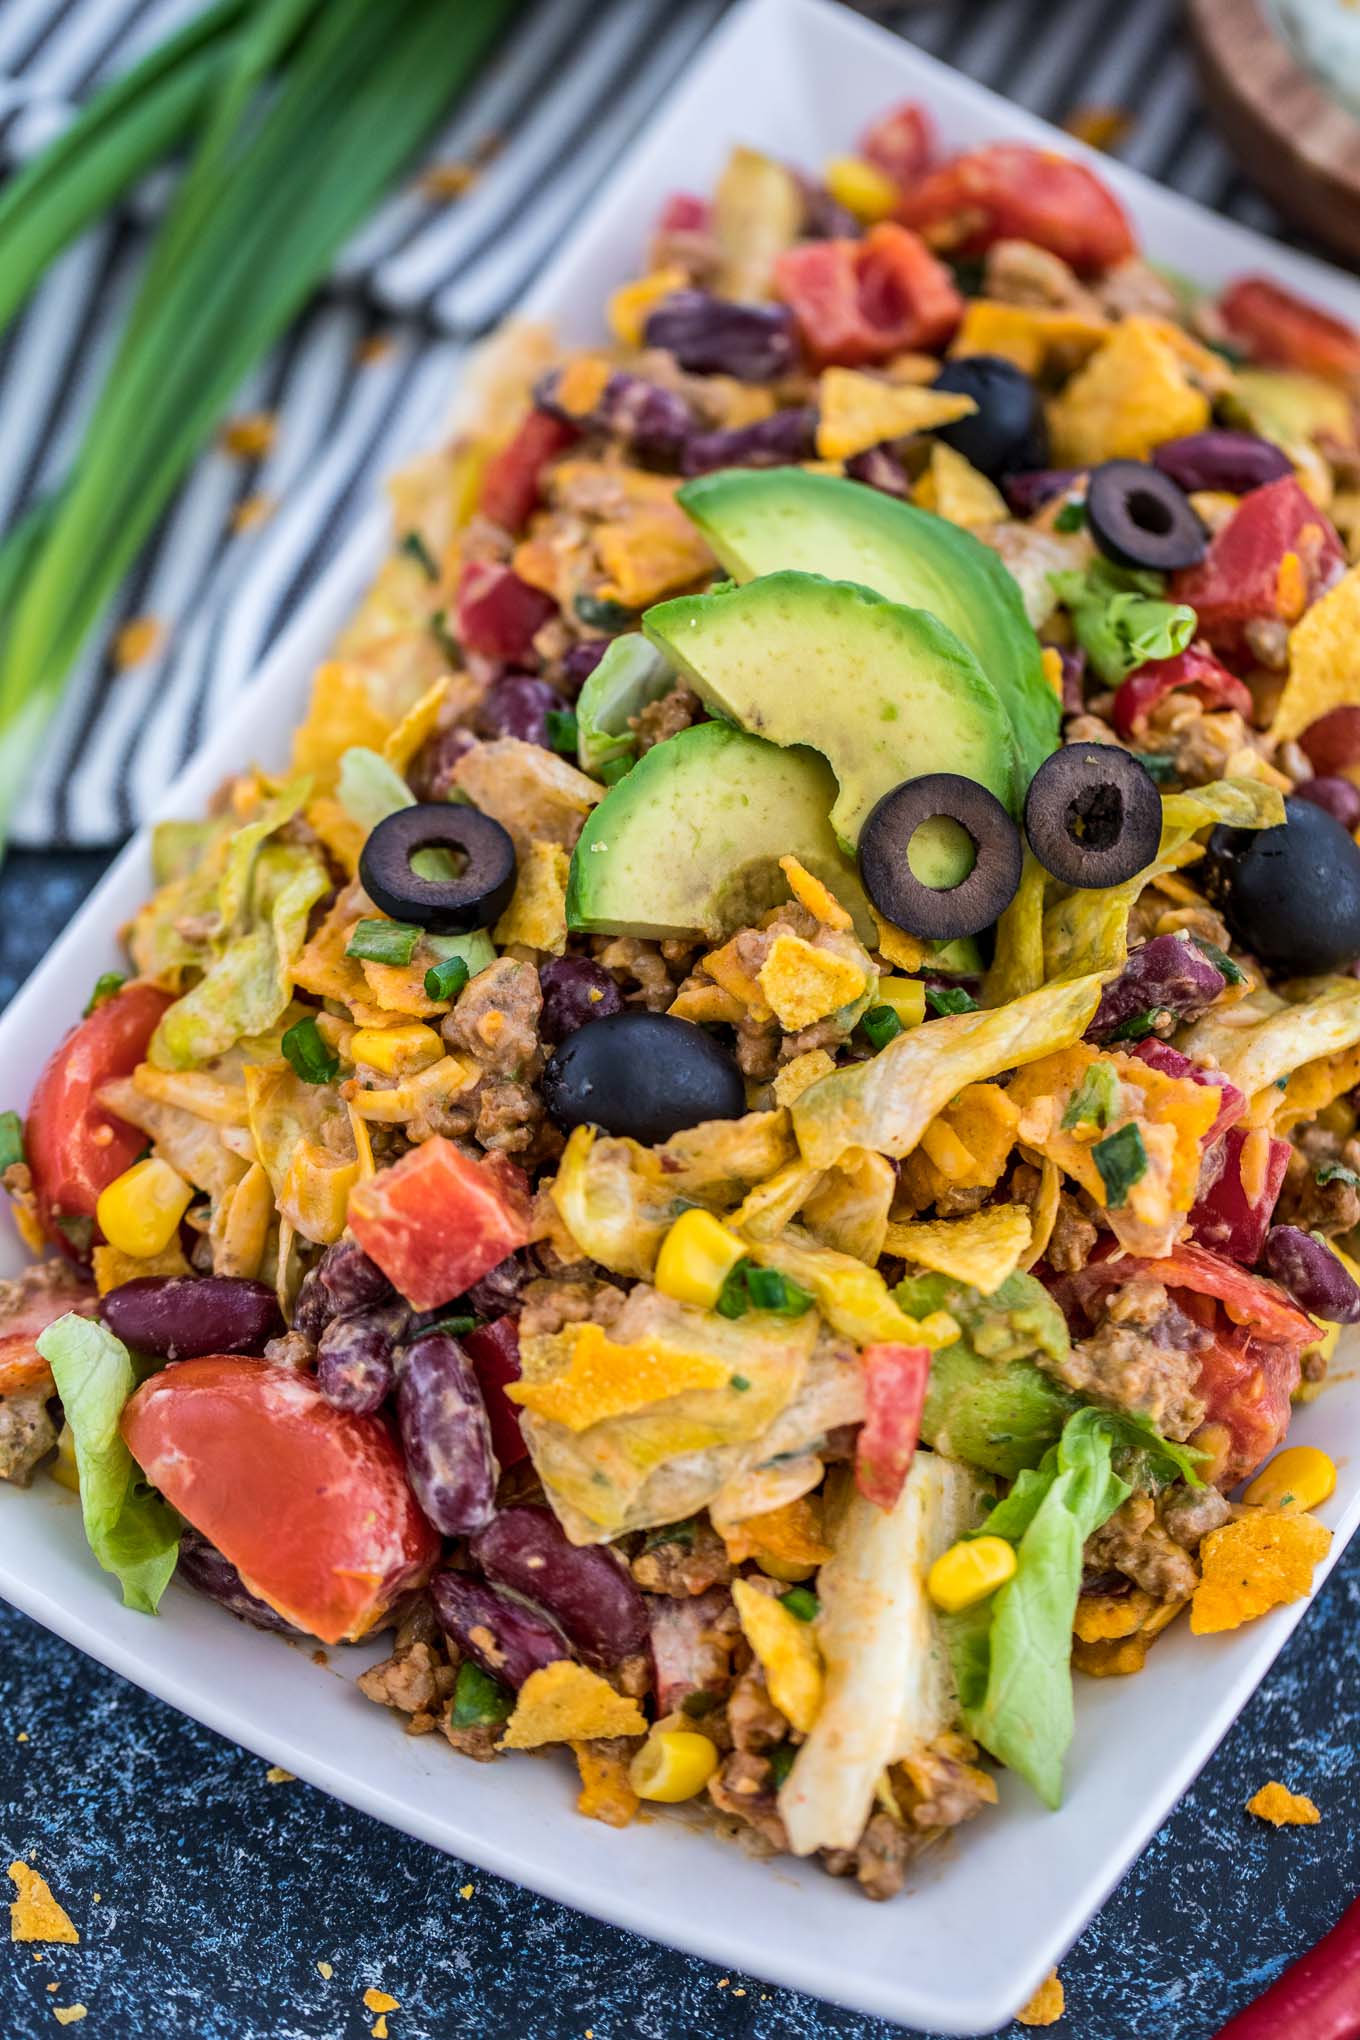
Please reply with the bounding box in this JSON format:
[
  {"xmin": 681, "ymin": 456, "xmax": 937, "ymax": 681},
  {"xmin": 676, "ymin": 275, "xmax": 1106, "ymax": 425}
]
[
  {"xmin": 1056, "ymin": 1279, "xmax": 1209, "ymax": 1440},
  {"xmin": 630, "ymin": 1519, "xmax": 733, "ymax": 1598}
]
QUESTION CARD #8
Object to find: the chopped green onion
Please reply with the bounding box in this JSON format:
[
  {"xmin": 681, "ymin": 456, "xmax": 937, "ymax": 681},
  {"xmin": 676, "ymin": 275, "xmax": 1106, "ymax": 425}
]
[
  {"xmin": 1105, "ymin": 1008, "xmax": 1164, "ymax": 1043},
  {"xmin": 0, "ymin": 1109, "xmax": 25, "ymax": 1172},
  {"xmin": 1133, "ymin": 751, "xmax": 1177, "ymax": 784},
  {"xmin": 744, "ymin": 1265, "xmax": 815, "ymax": 1317},
  {"xmin": 574, "ymin": 593, "xmax": 634, "ymax": 632},
  {"xmin": 429, "ymin": 608, "xmax": 460, "ymax": 664},
  {"xmin": 643, "ymin": 1517, "xmax": 697, "ymax": 1551},
  {"xmin": 729, "ymin": 1373, "xmax": 751, "ymax": 1393},
  {"xmin": 1092, "ymin": 1122, "xmax": 1148, "ymax": 1205},
  {"xmin": 84, "ymin": 970, "xmax": 128, "ymax": 1016},
  {"xmin": 400, "ymin": 529, "xmax": 439, "ymax": 580},
  {"xmin": 451, "ymin": 1659, "xmax": 513, "ymax": 1728},
  {"xmin": 925, "ymin": 984, "xmax": 979, "ymax": 1016},
  {"xmin": 545, "ymin": 707, "xmax": 579, "ymax": 756},
  {"xmin": 779, "ymin": 1586, "xmax": 820, "ymax": 1622},
  {"xmin": 598, "ymin": 754, "xmax": 633, "ymax": 787},
  {"xmin": 1054, "ymin": 499, "xmax": 1086, "ymax": 533},
  {"xmin": 421, "ymin": 1314, "xmax": 478, "ymax": 1338},
  {"xmin": 346, "ymin": 918, "xmax": 420, "ymax": 966},
  {"xmin": 53, "ymin": 1215, "xmax": 95, "ymax": 1256},
  {"xmin": 715, "ymin": 1262, "xmax": 752, "ymax": 1319},
  {"xmin": 1191, "ymin": 934, "xmax": 1245, "ymax": 986},
  {"xmin": 1062, "ymin": 1060, "xmax": 1119, "ymax": 1130},
  {"xmin": 860, "ymin": 1003, "xmax": 904, "ymax": 1051},
  {"xmin": 768, "ymin": 1742, "xmax": 797, "ymax": 1787},
  {"xmin": 424, "ymin": 954, "xmax": 471, "ymax": 1003},
  {"xmin": 1316, "ymin": 1160, "xmax": 1360, "ymax": 1188},
  {"xmin": 281, "ymin": 1015, "xmax": 338, "ymax": 1086}
]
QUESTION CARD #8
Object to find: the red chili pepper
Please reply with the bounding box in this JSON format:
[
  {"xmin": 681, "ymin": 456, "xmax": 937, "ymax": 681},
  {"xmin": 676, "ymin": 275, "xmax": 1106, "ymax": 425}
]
[
  {"xmin": 1212, "ymin": 1892, "xmax": 1360, "ymax": 2040},
  {"xmin": 774, "ymin": 221, "xmax": 961, "ymax": 367},
  {"xmin": 478, "ymin": 409, "xmax": 576, "ymax": 535},
  {"xmin": 854, "ymin": 1342, "xmax": 930, "ymax": 1510},
  {"xmin": 1111, "ymin": 646, "xmax": 1254, "ymax": 739}
]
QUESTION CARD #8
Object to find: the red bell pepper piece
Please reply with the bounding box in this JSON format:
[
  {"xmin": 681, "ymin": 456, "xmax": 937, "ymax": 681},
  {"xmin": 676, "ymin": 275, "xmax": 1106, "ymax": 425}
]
[
  {"xmin": 348, "ymin": 1138, "xmax": 534, "ymax": 1312},
  {"xmin": 1189, "ymin": 1125, "xmax": 1291, "ymax": 1263},
  {"xmin": 854, "ymin": 1342, "xmax": 930, "ymax": 1510},
  {"xmin": 1212, "ymin": 1889, "xmax": 1360, "ymax": 2040},
  {"xmin": 858, "ymin": 100, "xmax": 935, "ymax": 194},
  {"xmin": 478, "ymin": 409, "xmax": 576, "ymax": 535},
  {"xmin": 1130, "ymin": 1038, "xmax": 1245, "ymax": 1143},
  {"xmin": 455, "ymin": 560, "xmax": 558, "ymax": 663},
  {"xmin": 1170, "ymin": 476, "xmax": 1345, "ymax": 659},
  {"xmin": 896, "ymin": 141, "xmax": 1135, "ymax": 272},
  {"xmin": 1219, "ymin": 275, "xmax": 1360, "ymax": 384},
  {"xmin": 1111, "ymin": 645, "xmax": 1254, "ymax": 739},
  {"xmin": 774, "ymin": 222, "xmax": 961, "ymax": 367},
  {"xmin": 462, "ymin": 1315, "xmax": 528, "ymax": 1469}
]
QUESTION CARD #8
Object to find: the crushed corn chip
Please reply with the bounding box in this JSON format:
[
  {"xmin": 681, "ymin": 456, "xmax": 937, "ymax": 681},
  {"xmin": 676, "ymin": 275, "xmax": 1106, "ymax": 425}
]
[
  {"xmin": 918, "ymin": 441, "xmax": 1008, "ymax": 528},
  {"xmin": 953, "ymin": 298, "xmax": 1108, "ymax": 376},
  {"xmin": 898, "ymin": 1082, "xmax": 1021, "ymax": 1206},
  {"xmin": 292, "ymin": 661, "xmax": 395, "ymax": 791},
  {"xmin": 884, "ymin": 1203, "xmax": 1031, "ymax": 1293},
  {"xmin": 572, "ymin": 1741, "xmax": 641, "ymax": 1826},
  {"xmin": 1016, "ymin": 1968, "xmax": 1064, "ymax": 2027},
  {"xmin": 92, "ymin": 1236, "xmax": 189, "ymax": 1293},
  {"xmin": 721, "ymin": 1495, "xmax": 831, "ymax": 1569},
  {"xmin": 363, "ymin": 1989, "xmax": 399, "ymax": 2015},
  {"xmin": 265, "ymin": 1765, "xmax": 294, "ymax": 1784},
  {"xmin": 383, "ymin": 678, "xmax": 450, "ymax": 771},
  {"xmin": 869, "ymin": 907, "xmax": 930, "ymax": 973},
  {"xmin": 757, "ymin": 933, "xmax": 868, "ymax": 1032},
  {"xmin": 506, "ymin": 1321, "xmax": 728, "ymax": 1431},
  {"xmin": 1073, "ymin": 1588, "xmax": 1159, "ymax": 1643},
  {"xmin": 500, "ymin": 1661, "xmax": 647, "ymax": 1749},
  {"xmin": 53, "ymin": 2010, "xmax": 87, "ymax": 2027},
  {"xmin": 1049, "ymin": 317, "xmax": 1210, "ymax": 466},
  {"xmin": 1246, "ymin": 1781, "xmax": 1320, "ymax": 1826},
  {"xmin": 595, "ymin": 505, "xmax": 714, "ymax": 608},
  {"xmin": 1191, "ymin": 1511, "xmax": 1331, "ymax": 1634},
  {"xmin": 493, "ymin": 839, "xmax": 571, "ymax": 954},
  {"xmin": 1072, "ymin": 1632, "xmax": 1148, "ymax": 1678},
  {"xmin": 8, "ymin": 1864, "xmax": 78, "ymax": 1945},
  {"xmin": 1062, "ymin": 104, "xmax": 1132, "ymax": 151},
  {"xmin": 731, "ymin": 1578, "xmax": 823, "ymax": 1734},
  {"xmin": 554, "ymin": 356, "xmax": 615, "ymax": 418},
  {"xmin": 668, "ymin": 982, "xmax": 747, "ymax": 1026},
  {"xmin": 773, "ymin": 1049, "xmax": 837, "ymax": 1108},
  {"xmin": 1270, "ymin": 562, "xmax": 1360, "ymax": 744},
  {"xmin": 815, "ymin": 367, "xmax": 976, "ymax": 461},
  {"xmin": 608, "ymin": 267, "xmax": 687, "ymax": 347},
  {"xmin": 419, "ymin": 159, "xmax": 478, "ymax": 200},
  {"xmin": 230, "ymin": 494, "xmax": 274, "ymax": 534},
  {"xmin": 779, "ymin": 854, "xmax": 852, "ymax": 931}
]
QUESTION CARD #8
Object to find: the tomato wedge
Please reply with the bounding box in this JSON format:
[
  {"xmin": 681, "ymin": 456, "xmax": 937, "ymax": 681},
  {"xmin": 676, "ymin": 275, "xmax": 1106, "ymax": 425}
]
[
  {"xmin": 897, "ymin": 141, "xmax": 1135, "ymax": 272},
  {"xmin": 1170, "ymin": 476, "xmax": 1345, "ymax": 658},
  {"xmin": 859, "ymin": 100, "xmax": 935, "ymax": 195},
  {"xmin": 26, "ymin": 981, "xmax": 173, "ymax": 1255},
  {"xmin": 1189, "ymin": 1127, "xmax": 1292, "ymax": 1265},
  {"xmin": 122, "ymin": 1356, "xmax": 440, "ymax": 1644},
  {"xmin": 1111, "ymin": 645, "xmax": 1254, "ymax": 739},
  {"xmin": 348, "ymin": 1137, "xmax": 534, "ymax": 1312},
  {"xmin": 1219, "ymin": 276, "xmax": 1360, "ymax": 384},
  {"xmin": 478, "ymin": 409, "xmax": 577, "ymax": 535},
  {"xmin": 0, "ymin": 1265, "xmax": 98, "ymax": 1395},
  {"xmin": 854, "ymin": 1342, "xmax": 930, "ymax": 1510},
  {"xmin": 775, "ymin": 222, "xmax": 961, "ymax": 366}
]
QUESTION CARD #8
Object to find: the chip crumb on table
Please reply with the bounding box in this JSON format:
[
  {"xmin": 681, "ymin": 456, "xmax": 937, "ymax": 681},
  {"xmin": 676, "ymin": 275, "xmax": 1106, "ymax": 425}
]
[
  {"xmin": 52, "ymin": 2007, "xmax": 87, "ymax": 2027},
  {"xmin": 1017, "ymin": 1967, "xmax": 1065, "ymax": 2026},
  {"xmin": 316, "ymin": 1960, "xmax": 333, "ymax": 1980},
  {"xmin": 8, "ymin": 1862, "xmax": 79, "ymax": 1945},
  {"xmin": 265, "ymin": 1764, "xmax": 295, "ymax": 1784},
  {"xmin": 1247, "ymin": 1781, "xmax": 1322, "ymax": 1826}
]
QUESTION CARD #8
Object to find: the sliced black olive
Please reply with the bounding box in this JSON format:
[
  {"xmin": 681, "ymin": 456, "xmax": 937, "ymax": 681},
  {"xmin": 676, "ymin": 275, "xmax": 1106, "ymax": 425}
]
[
  {"xmin": 930, "ymin": 354, "xmax": 1048, "ymax": 479},
  {"xmin": 1203, "ymin": 795, "xmax": 1360, "ymax": 976},
  {"xmin": 358, "ymin": 803, "xmax": 516, "ymax": 933},
  {"xmin": 542, "ymin": 1011, "xmax": 745, "ymax": 1143},
  {"xmin": 1024, "ymin": 746, "xmax": 1161, "ymax": 890},
  {"xmin": 858, "ymin": 774, "xmax": 1022, "ymax": 940},
  {"xmin": 1085, "ymin": 460, "xmax": 1206, "ymax": 572}
]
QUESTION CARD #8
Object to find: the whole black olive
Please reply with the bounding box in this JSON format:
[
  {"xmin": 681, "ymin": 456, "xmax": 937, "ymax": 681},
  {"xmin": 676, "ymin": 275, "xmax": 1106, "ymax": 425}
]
[
  {"xmin": 858, "ymin": 774, "xmax": 1023, "ymax": 940},
  {"xmin": 930, "ymin": 355, "xmax": 1049, "ymax": 479},
  {"xmin": 1085, "ymin": 460, "xmax": 1207, "ymax": 572},
  {"xmin": 1023, "ymin": 745, "xmax": 1162, "ymax": 890},
  {"xmin": 1203, "ymin": 795, "xmax": 1360, "ymax": 976},
  {"xmin": 542, "ymin": 1011, "xmax": 746, "ymax": 1143},
  {"xmin": 358, "ymin": 803, "xmax": 517, "ymax": 933}
]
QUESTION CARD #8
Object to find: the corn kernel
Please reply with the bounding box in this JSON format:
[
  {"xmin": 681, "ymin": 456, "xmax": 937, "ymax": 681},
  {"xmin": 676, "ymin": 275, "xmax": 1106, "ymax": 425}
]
[
  {"xmin": 1243, "ymin": 1446, "xmax": 1336, "ymax": 1515},
  {"xmin": 823, "ymin": 155, "xmax": 900, "ymax": 225},
  {"xmin": 874, "ymin": 976, "xmax": 927, "ymax": 1028},
  {"xmin": 607, "ymin": 266, "xmax": 688, "ymax": 348},
  {"xmin": 654, "ymin": 1208, "xmax": 745, "ymax": 1310},
  {"xmin": 927, "ymin": 1534, "xmax": 1017, "ymax": 1613},
  {"xmin": 349, "ymin": 1023, "xmax": 444, "ymax": 1077},
  {"xmin": 628, "ymin": 1730, "xmax": 720, "ymax": 1804},
  {"xmin": 95, "ymin": 1157, "xmax": 193, "ymax": 1259},
  {"xmin": 50, "ymin": 1423, "xmax": 80, "ymax": 1495}
]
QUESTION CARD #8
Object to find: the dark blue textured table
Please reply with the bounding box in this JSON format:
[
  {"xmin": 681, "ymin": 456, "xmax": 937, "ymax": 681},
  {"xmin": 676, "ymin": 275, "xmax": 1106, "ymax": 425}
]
[{"xmin": 2, "ymin": 850, "xmax": 1358, "ymax": 2040}]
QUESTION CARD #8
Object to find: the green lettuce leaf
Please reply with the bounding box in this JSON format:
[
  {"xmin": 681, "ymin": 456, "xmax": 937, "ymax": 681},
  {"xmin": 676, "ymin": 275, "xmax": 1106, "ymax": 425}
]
[
  {"xmin": 574, "ymin": 634, "xmax": 673, "ymax": 775},
  {"xmin": 336, "ymin": 745, "xmax": 413, "ymax": 830},
  {"xmin": 36, "ymin": 1314, "xmax": 179, "ymax": 1614},
  {"xmin": 1050, "ymin": 560, "xmax": 1196, "ymax": 685}
]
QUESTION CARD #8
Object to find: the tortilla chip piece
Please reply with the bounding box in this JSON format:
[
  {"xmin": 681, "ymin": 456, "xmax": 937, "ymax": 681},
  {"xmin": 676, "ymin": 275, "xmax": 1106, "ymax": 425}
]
[
  {"xmin": 1247, "ymin": 1780, "xmax": 1320, "ymax": 1826},
  {"xmin": 8, "ymin": 1862, "xmax": 79, "ymax": 1944},
  {"xmin": 1016, "ymin": 1969, "xmax": 1065, "ymax": 2028},
  {"xmin": 382, "ymin": 678, "xmax": 449, "ymax": 770},
  {"xmin": 884, "ymin": 1204, "xmax": 1032, "ymax": 1294},
  {"xmin": 292, "ymin": 661, "xmax": 395, "ymax": 791},
  {"xmin": 499, "ymin": 1662, "xmax": 647, "ymax": 1749},
  {"xmin": 898, "ymin": 1082, "xmax": 1022, "ymax": 1207},
  {"xmin": 573, "ymin": 1741, "xmax": 640, "ymax": 1827},
  {"xmin": 731, "ymin": 1578, "xmax": 824, "ymax": 1733},
  {"xmin": 1072, "ymin": 1635, "xmax": 1148, "ymax": 1677},
  {"xmin": 954, "ymin": 297, "xmax": 1109, "ymax": 375},
  {"xmin": 92, "ymin": 1237, "xmax": 190, "ymax": 1294},
  {"xmin": 869, "ymin": 908, "xmax": 930, "ymax": 974},
  {"xmin": 757, "ymin": 934, "xmax": 869, "ymax": 1033},
  {"xmin": 506, "ymin": 1321, "xmax": 729, "ymax": 1432},
  {"xmin": 1020, "ymin": 1153, "xmax": 1061, "ymax": 1271},
  {"xmin": 722, "ymin": 1495, "xmax": 832, "ymax": 1569},
  {"xmin": 493, "ymin": 840, "xmax": 570, "ymax": 955},
  {"xmin": 779, "ymin": 854, "xmax": 851, "ymax": 931},
  {"xmin": 815, "ymin": 368, "xmax": 976, "ymax": 461},
  {"xmin": 1049, "ymin": 317, "xmax": 1211, "ymax": 465},
  {"xmin": 773, "ymin": 1049, "xmax": 837, "ymax": 1108},
  {"xmin": 1270, "ymin": 561, "xmax": 1360, "ymax": 744},
  {"xmin": 916, "ymin": 442, "xmax": 1008, "ymax": 529},
  {"xmin": 1190, "ymin": 1511, "xmax": 1331, "ymax": 1634}
]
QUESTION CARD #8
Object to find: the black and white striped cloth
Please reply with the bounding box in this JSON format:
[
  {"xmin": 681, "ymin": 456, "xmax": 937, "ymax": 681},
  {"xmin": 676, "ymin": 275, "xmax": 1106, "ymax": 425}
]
[{"xmin": 0, "ymin": 0, "xmax": 1285, "ymax": 848}]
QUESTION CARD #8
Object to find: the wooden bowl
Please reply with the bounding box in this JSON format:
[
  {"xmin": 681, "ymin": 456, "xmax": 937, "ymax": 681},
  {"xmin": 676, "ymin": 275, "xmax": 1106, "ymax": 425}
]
[{"xmin": 1189, "ymin": 0, "xmax": 1360, "ymax": 266}]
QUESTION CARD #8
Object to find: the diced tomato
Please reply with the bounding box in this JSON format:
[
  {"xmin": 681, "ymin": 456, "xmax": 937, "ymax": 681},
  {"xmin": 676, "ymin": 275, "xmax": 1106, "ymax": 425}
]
[
  {"xmin": 478, "ymin": 409, "xmax": 577, "ymax": 535},
  {"xmin": 897, "ymin": 141, "xmax": 1135, "ymax": 273},
  {"xmin": 656, "ymin": 192, "xmax": 710, "ymax": 236},
  {"xmin": 775, "ymin": 222, "xmax": 961, "ymax": 367},
  {"xmin": 25, "ymin": 981, "xmax": 174, "ymax": 1256},
  {"xmin": 1189, "ymin": 1126, "xmax": 1291, "ymax": 1263},
  {"xmin": 1064, "ymin": 1239, "xmax": 1315, "ymax": 1346},
  {"xmin": 1130, "ymin": 1039, "xmax": 1245, "ymax": 1143},
  {"xmin": 859, "ymin": 100, "xmax": 935, "ymax": 194},
  {"xmin": 1170, "ymin": 476, "xmax": 1346, "ymax": 658},
  {"xmin": 348, "ymin": 1138, "xmax": 533, "ymax": 1313},
  {"xmin": 1300, "ymin": 704, "xmax": 1360, "ymax": 776},
  {"xmin": 1219, "ymin": 275, "xmax": 1360, "ymax": 384},
  {"xmin": 462, "ymin": 1315, "xmax": 528, "ymax": 1469},
  {"xmin": 122, "ymin": 1357, "xmax": 440, "ymax": 1644},
  {"xmin": 1194, "ymin": 1319, "xmax": 1302, "ymax": 1484},
  {"xmin": 1111, "ymin": 646, "xmax": 1255, "ymax": 740},
  {"xmin": 455, "ymin": 560, "xmax": 558, "ymax": 662},
  {"xmin": 0, "ymin": 1267, "xmax": 98, "ymax": 1395},
  {"xmin": 855, "ymin": 1342, "xmax": 930, "ymax": 1510},
  {"xmin": 647, "ymin": 1586, "xmax": 732, "ymax": 1715}
]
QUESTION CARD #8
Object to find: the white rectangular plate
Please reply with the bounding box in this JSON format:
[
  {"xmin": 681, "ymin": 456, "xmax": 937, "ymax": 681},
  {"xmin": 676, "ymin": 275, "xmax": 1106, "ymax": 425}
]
[{"xmin": 2, "ymin": 1, "xmax": 1357, "ymax": 2029}]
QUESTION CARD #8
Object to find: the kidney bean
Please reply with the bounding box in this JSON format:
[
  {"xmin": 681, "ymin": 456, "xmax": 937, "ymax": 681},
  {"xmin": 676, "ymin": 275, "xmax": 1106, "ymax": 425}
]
[
  {"xmin": 463, "ymin": 1317, "xmax": 528, "ymax": 1469},
  {"xmin": 560, "ymin": 639, "xmax": 606, "ymax": 696},
  {"xmin": 643, "ymin": 289, "xmax": 800, "ymax": 382},
  {"xmin": 176, "ymin": 1527, "xmax": 302, "ymax": 1634},
  {"xmin": 1087, "ymin": 931, "xmax": 1226, "ymax": 1039},
  {"xmin": 463, "ymin": 1254, "xmax": 530, "ymax": 1318},
  {"xmin": 1300, "ymin": 706, "xmax": 1360, "ymax": 776},
  {"xmin": 470, "ymin": 1505, "xmax": 647, "ymax": 1666},
  {"xmin": 1152, "ymin": 430, "xmax": 1293, "ymax": 497},
  {"xmin": 409, "ymin": 724, "xmax": 477, "ymax": 801},
  {"xmin": 1001, "ymin": 467, "xmax": 1080, "ymax": 517},
  {"xmin": 100, "ymin": 1276, "xmax": 283, "ymax": 1359},
  {"xmin": 316, "ymin": 1301, "xmax": 407, "ymax": 1415},
  {"xmin": 1058, "ymin": 645, "xmax": 1087, "ymax": 715},
  {"xmin": 681, "ymin": 405, "xmax": 818, "ymax": 476},
  {"xmin": 294, "ymin": 1238, "xmax": 394, "ymax": 1340},
  {"xmin": 538, "ymin": 955, "xmax": 626, "ymax": 1044},
  {"xmin": 799, "ymin": 178, "xmax": 861, "ymax": 242},
  {"xmin": 397, "ymin": 1331, "xmax": 497, "ymax": 1535},
  {"xmin": 844, "ymin": 445, "xmax": 910, "ymax": 497},
  {"xmin": 430, "ymin": 1570, "xmax": 570, "ymax": 1688},
  {"xmin": 1294, "ymin": 775, "xmax": 1360, "ymax": 831},
  {"xmin": 537, "ymin": 367, "xmax": 693, "ymax": 463},
  {"xmin": 1263, "ymin": 1225, "xmax": 1360, "ymax": 1322},
  {"xmin": 477, "ymin": 673, "xmax": 561, "ymax": 748}
]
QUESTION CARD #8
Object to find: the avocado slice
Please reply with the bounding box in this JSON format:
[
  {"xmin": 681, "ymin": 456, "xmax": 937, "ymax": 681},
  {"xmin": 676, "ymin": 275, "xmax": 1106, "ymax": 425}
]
[
  {"xmin": 678, "ymin": 467, "xmax": 1057, "ymax": 784},
  {"xmin": 644, "ymin": 572, "xmax": 1018, "ymax": 887},
  {"xmin": 900, "ymin": 1269, "xmax": 1079, "ymax": 1478},
  {"xmin": 566, "ymin": 719, "xmax": 874, "ymax": 945}
]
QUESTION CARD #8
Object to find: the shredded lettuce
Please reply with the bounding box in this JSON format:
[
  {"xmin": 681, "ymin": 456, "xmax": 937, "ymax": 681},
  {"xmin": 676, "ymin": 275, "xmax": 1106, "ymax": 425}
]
[
  {"xmin": 900, "ymin": 1270, "xmax": 1078, "ymax": 1479},
  {"xmin": 574, "ymin": 634, "xmax": 673, "ymax": 776},
  {"xmin": 1049, "ymin": 560, "xmax": 1195, "ymax": 685},
  {"xmin": 36, "ymin": 1314, "xmax": 179, "ymax": 1614},
  {"xmin": 1181, "ymin": 977, "xmax": 1360, "ymax": 1102},
  {"xmin": 336, "ymin": 745, "xmax": 413, "ymax": 830}
]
